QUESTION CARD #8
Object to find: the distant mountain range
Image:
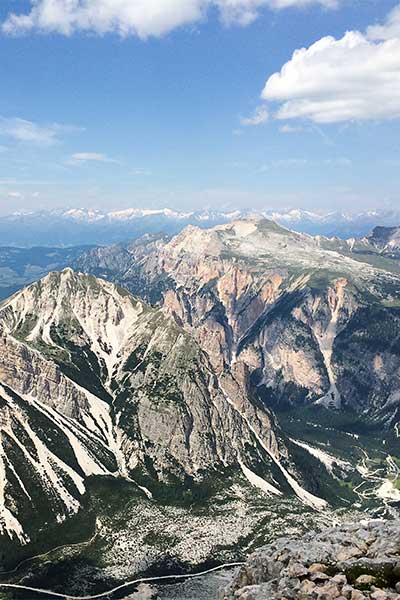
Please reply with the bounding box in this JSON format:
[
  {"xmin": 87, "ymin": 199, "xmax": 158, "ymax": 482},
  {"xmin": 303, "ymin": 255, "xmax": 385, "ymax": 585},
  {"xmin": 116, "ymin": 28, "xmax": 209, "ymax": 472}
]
[
  {"xmin": 1, "ymin": 207, "xmax": 400, "ymax": 246},
  {"xmin": 1, "ymin": 220, "xmax": 400, "ymax": 302}
]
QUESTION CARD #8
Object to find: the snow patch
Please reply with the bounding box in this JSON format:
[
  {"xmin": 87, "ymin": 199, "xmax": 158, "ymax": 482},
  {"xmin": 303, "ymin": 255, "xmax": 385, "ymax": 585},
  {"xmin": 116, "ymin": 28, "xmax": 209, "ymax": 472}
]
[
  {"xmin": 239, "ymin": 460, "xmax": 282, "ymax": 496},
  {"xmin": 0, "ymin": 440, "xmax": 27, "ymax": 543},
  {"xmin": 219, "ymin": 384, "xmax": 328, "ymax": 510},
  {"xmin": 290, "ymin": 438, "xmax": 350, "ymax": 474}
]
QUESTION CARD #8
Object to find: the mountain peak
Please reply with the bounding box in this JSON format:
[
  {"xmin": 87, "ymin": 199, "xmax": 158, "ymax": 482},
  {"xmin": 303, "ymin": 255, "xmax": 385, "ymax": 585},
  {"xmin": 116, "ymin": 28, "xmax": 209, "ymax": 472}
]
[{"xmin": 0, "ymin": 269, "xmax": 149, "ymax": 381}]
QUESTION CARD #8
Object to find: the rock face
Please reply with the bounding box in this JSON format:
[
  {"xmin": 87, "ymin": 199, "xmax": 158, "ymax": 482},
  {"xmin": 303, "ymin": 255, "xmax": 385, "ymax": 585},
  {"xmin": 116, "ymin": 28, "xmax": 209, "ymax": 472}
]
[
  {"xmin": 366, "ymin": 226, "xmax": 400, "ymax": 258},
  {"xmin": 75, "ymin": 218, "xmax": 400, "ymax": 426},
  {"xmin": 1, "ymin": 269, "xmax": 333, "ymax": 553},
  {"xmin": 223, "ymin": 520, "xmax": 400, "ymax": 599}
]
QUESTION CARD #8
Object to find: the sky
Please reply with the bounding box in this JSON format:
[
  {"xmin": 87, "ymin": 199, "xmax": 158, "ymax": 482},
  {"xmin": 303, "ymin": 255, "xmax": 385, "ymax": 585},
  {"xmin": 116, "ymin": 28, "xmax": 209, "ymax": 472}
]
[{"xmin": 0, "ymin": 0, "xmax": 399, "ymax": 215}]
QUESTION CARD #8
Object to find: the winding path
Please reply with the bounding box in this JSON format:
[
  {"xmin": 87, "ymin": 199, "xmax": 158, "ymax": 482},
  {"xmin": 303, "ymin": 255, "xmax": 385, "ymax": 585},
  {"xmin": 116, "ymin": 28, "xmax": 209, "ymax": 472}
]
[
  {"xmin": 0, "ymin": 531, "xmax": 99, "ymax": 577},
  {"xmin": 0, "ymin": 562, "xmax": 245, "ymax": 600}
]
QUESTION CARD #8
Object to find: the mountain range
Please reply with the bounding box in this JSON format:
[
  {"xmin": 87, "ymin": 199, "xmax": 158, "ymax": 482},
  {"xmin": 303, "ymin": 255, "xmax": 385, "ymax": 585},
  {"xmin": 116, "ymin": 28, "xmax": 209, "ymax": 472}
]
[
  {"xmin": 1, "ymin": 207, "xmax": 400, "ymax": 247},
  {"xmin": 74, "ymin": 218, "xmax": 400, "ymax": 422},
  {"xmin": 0, "ymin": 217, "xmax": 399, "ymax": 596}
]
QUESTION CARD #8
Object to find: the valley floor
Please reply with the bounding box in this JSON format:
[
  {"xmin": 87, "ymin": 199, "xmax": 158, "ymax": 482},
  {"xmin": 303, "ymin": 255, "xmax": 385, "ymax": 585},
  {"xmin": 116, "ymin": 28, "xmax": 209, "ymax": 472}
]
[{"xmin": 1, "ymin": 407, "xmax": 399, "ymax": 600}]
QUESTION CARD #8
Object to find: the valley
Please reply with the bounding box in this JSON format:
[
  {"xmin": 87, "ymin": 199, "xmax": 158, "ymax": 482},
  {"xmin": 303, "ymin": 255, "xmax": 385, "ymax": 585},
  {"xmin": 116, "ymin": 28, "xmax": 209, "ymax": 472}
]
[{"xmin": 1, "ymin": 407, "xmax": 398, "ymax": 598}]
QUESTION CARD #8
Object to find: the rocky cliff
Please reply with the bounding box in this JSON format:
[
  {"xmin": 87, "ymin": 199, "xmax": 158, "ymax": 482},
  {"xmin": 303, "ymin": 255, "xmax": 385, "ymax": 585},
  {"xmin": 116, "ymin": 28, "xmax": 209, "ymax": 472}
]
[
  {"xmin": 0, "ymin": 268, "xmax": 335, "ymax": 557},
  {"xmin": 75, "ymin": 218, "xmax": 400, "ymax": 427}
]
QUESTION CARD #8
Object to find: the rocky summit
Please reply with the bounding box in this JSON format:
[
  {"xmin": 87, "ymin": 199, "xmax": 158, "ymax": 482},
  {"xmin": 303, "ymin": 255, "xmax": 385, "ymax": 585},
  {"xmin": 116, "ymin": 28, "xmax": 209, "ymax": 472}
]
[
  {"xmin": 223, "ymin": 520, "xmax": 400, "ymax": 599},
  {"xmin": 0, "ymin": 267, "xmax": 335, "ymax": 575}
]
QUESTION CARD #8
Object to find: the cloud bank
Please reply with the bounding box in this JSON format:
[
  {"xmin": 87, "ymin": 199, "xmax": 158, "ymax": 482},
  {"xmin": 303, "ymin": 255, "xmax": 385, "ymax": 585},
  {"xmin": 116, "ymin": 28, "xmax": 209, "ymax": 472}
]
[{"xmin": 2, "ymin": 0, "xmax": 339, "ymax": 37}]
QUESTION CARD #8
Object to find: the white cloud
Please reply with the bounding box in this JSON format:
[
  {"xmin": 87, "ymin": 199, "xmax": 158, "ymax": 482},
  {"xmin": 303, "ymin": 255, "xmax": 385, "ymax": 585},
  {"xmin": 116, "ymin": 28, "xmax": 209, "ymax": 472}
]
[
  {"xmin": 217, "ymin": 0, "xmax": 337, "ymax": 26},
  {"xmin": 70, "ymin": 152, "xmax": 117, "ymax": 163},
  {"xmin": 0, "ymin": 117, "xmax": 79, "ymax": 144},
  {"xmin": 2, "ymin": 0, "xmax": 340, "ymax": 37},
  {"xmin": 240, "ymin": 105, "xmax": 269, "ymax": 125},
  {"xmin": 7, "ymin": 191, "xmax": 24, "ymax": 199},
  {"xmin": 261, "ymin": 5, "xmax": 400, "ymax": 123},
  {"xmin": 367, "ymin": 4, "xmax": 400, "ymax": 41}
]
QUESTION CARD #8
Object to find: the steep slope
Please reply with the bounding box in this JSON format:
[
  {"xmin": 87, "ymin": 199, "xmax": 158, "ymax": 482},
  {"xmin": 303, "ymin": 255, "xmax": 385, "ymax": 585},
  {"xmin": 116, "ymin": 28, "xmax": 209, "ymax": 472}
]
[
  {"xmin": 0, "ymin": 269, "xmax": 339, "ymax": 560},
  {"xmin": 74, "ymin": 219, "xmax": 400, "ymax": 428},
  {"xmin": 74, "ymin": 233, "xmax": 172, "ymax": 305}
]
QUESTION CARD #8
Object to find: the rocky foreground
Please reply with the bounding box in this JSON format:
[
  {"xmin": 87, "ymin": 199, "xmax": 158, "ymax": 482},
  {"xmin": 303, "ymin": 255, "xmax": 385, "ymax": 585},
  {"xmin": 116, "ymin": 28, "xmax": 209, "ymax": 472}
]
[{"xmin": 222, "ymin": 520, "xmax": 400, "ymax": 599}]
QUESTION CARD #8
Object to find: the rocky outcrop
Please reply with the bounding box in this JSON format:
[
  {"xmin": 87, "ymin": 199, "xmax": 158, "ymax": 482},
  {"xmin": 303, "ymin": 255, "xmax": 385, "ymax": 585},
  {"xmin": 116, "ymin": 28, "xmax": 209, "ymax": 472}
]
[{"xmin": 223, "ymin": 520, "xmax": 400, "ymax": 599}]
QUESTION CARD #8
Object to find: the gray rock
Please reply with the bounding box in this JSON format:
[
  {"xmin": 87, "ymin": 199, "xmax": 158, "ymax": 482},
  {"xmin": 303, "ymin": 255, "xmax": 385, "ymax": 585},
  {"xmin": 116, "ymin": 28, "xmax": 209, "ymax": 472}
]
[{"xmin": 223, "ymin": 520, "xmax": 400, "ymax": 600}]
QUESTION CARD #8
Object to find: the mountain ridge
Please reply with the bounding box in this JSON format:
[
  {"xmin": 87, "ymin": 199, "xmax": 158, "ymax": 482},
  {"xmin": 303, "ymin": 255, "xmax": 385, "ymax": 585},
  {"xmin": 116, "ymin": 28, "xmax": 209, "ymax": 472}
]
[
  {"xmin": 1, "ymin": 268, "xmax": 340, "ymax": 561},
  {"xmin": 74, "ymin": 218, "xmax": 400, "ymax": 426},
  {"xmin": 1, "ymin": 207, "xmax": 400, "ymax": 246}
]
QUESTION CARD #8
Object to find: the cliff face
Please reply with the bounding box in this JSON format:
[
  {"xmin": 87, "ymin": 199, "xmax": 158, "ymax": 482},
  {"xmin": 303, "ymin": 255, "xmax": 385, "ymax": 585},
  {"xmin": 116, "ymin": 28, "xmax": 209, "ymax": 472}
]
[
  {"xmin": 223, "ymin": 520, "xmax": 400, "ymax": 599},
  {"xmin": 3, "ymin": 269, "xmax": 330, "ymax": 551},
  {"xmin": 75, "ymin": 218, "xmax": 400, "ymax": 426}
]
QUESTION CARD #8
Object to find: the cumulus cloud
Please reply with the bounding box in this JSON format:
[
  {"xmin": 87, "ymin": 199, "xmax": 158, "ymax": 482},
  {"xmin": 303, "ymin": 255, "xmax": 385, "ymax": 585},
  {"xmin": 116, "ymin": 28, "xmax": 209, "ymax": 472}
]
[
  {"xmin": 0, "ymin": 117, "xmax": 80, "ymax": 144},
  {"xmin": 260, "ymin": 4, "xmax": 400, "ymax": 123},
  {"xmin": 240, "ymin": 105, "xmax": 269, "ymax": 125},
  {"xmin": 2, "ymin": 0, "xmax": 340, "ymax": 37}
]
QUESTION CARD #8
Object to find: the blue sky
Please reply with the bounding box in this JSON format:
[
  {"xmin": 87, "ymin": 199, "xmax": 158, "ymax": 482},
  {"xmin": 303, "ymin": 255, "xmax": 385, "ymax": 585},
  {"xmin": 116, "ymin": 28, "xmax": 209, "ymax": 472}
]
[{"xmin": 0, "ymin": 0, "xmax": 399, "ymax": 215}]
